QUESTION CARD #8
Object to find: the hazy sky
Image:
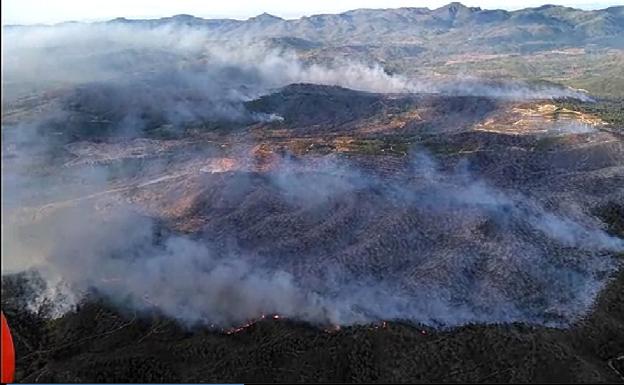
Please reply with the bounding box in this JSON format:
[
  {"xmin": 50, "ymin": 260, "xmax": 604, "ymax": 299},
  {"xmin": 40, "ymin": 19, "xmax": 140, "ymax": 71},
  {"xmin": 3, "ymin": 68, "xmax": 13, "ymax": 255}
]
[{"xmin": 2, "ymin": 0, "xmax": 622, "ymax": 25}]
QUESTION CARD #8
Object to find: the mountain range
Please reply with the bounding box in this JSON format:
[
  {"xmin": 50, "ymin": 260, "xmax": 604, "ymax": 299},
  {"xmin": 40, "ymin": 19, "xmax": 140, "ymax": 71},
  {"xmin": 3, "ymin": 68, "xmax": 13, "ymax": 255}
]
[
  {"xmin": 4, "ymin": 3, "xmax": 624, "ymax": 97},
  {"xmin": 95, "ymin": 3, "xmax": 624, "ymax": 50},
  {"xmin": 7, "ymin": 3, "xmax": 624, "ymax": 50}
]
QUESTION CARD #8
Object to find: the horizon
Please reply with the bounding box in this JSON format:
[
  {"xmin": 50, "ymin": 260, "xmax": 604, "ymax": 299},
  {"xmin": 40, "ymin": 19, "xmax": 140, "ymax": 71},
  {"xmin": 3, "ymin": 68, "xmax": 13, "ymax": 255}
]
[{"xmin": 2, "ymin": 0, "xmax": 622, "ymax": 26}]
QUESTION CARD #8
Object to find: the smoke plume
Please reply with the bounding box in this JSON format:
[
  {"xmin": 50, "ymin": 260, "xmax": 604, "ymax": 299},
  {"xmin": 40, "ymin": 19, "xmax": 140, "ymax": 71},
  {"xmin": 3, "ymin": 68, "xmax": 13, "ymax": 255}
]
[
  {"xmin": 3, "ymin": 150, "xmax": 622, "ymax": 328},
  {"xmin": 1, "ymin": 20, "xmax": 620, "ymax": 330}
]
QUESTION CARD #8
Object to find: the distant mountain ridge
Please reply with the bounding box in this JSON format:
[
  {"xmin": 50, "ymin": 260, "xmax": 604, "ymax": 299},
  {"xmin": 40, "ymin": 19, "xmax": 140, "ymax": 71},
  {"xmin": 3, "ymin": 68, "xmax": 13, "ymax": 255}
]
[
  {"xmin": 5, "ymin": 2, "xmax": 624, "ymax": 50},
  {"xmin": 97, "ymin": 2, "xmax": 624, "ymax": 46},
  {"xmin": 4, "ymin": 2, "xmax": 624, "ymax": 98}
]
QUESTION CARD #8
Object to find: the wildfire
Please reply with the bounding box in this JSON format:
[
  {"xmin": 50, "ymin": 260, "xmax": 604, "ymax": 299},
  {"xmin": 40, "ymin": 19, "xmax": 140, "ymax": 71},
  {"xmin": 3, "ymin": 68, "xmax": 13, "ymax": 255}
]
[
  {"xmin": 223, "ymin": 314, "xmax": 283, "ymax": 335},
  {"xmin": 369, "ymin": 320, "xmax": 388, "ymax": 331},
  {"xmin": 224, "ymin": 323, "xmax": 253, "ymax": 335},
  {"xmin": 224, "ymin": 318, "xmax": 259, "ymax": 335}
]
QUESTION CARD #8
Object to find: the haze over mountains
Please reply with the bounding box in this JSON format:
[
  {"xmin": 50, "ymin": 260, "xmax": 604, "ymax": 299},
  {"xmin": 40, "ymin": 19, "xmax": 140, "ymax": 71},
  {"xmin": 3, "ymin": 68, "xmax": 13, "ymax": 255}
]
[
  {"xmin": 2, "ymin": 2, "xmax": 624, "ymax": 382},
  {"xmin": 22, "ymin": 3, "xmax": 623, "ymax": 48},
  {"xmin": 6, "ymin": 2, "xmax": 623, "ymax": 99}
]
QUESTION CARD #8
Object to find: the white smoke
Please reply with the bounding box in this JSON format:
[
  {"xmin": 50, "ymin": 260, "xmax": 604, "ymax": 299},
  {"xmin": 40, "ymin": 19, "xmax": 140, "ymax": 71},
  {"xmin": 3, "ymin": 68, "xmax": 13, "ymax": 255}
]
[
  {"xmin": 2, "ymin": 21, "xmax": 588, "ymax": 110},
  {"xmin": 3, "ymin": 152, "xmax": 621, "ymax": 328},
  {"xmin": 1, "ymin": 20, "xmax": 617, "ymax": 330}
]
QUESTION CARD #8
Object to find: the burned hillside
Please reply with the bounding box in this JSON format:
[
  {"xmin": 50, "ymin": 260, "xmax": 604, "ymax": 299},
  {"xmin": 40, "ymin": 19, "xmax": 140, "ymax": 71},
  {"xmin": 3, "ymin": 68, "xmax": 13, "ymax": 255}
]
[{"xmin": 2, "ymin": 9, "xmax": 624, "ymax": 383}]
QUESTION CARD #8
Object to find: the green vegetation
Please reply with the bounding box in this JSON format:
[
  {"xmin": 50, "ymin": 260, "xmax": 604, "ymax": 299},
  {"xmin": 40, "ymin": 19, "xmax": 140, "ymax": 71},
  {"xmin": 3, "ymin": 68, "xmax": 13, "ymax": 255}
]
[
  {"xmin": 555, "ymin": 98, "xmax": 624, "ymax": 129},
  {"xmin": 399, "ymin": 50, "xmax": 624, "ymax": 99}
]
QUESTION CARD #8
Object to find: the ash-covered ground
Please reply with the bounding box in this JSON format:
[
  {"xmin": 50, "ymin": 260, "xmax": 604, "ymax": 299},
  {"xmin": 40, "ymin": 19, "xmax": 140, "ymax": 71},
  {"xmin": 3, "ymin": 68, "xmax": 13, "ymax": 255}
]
[{"xmin": 2, "ymin": 12, "xmax": 624, "ymax": 383}]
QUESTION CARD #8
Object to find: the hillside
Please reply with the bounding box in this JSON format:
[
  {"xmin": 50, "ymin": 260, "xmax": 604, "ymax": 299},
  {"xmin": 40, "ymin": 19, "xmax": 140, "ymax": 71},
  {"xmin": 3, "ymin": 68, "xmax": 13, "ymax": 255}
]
[{"xmin": 2, "ymin": 3, "xmax": 624, "ymax": 383}]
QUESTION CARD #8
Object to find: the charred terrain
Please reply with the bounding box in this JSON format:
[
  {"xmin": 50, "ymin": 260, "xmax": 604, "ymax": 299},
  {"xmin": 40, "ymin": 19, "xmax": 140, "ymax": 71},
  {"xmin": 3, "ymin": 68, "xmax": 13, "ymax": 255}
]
[{"xmin": 2, "ymin": 2, "xmax": 624, "ymax": 383}]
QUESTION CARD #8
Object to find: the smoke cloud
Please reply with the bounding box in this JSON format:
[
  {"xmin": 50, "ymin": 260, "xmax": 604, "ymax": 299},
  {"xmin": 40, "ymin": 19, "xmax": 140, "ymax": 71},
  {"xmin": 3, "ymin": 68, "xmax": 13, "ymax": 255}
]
[
  {"xmin": 3, "ymin": 150, "xmax": 622, "ymax": 328},
  {"xmin": 2, "ymin": 22, "xmax": 588, "ymax": 112},
  {"xmin": 1, "ymin": 20, "xmax": 618, "ymax": 330}
]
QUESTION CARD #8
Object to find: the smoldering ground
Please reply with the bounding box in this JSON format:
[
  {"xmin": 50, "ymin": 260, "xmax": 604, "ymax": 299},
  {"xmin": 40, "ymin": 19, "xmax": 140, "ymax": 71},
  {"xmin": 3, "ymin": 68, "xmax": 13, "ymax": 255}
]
[
  {"xmin": 1, "ymin": 20, "xmax": 619, "ymax": 330},
  {"xmin": 2, "ymin": 149, "xmax": 622, "ymax": 328}
]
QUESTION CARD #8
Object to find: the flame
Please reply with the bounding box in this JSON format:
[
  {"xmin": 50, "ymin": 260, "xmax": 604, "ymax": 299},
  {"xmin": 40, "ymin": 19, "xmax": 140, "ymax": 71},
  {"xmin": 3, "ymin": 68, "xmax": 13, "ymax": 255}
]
[
  {"xmin": 224, "ymin": 318, "xmax": 258, "ymax": 335},
  {"xmin": 223, "ymin": 314, "xmax": 283, "ymax": 335},
  {"xmin": 324, "ymin": 324, "xmax": 341, "ymax": 334},
  {"xmin": 369, "ymin": 320, "xmax": 388, "ymax": 331}
]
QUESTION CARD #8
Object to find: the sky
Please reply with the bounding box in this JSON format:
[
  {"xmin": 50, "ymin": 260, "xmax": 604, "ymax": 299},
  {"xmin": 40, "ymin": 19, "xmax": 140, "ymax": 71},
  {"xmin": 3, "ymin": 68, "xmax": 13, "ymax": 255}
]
[{"xmin": 2, "ymin": 0, "xmax": 622, "ymax": 25}]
